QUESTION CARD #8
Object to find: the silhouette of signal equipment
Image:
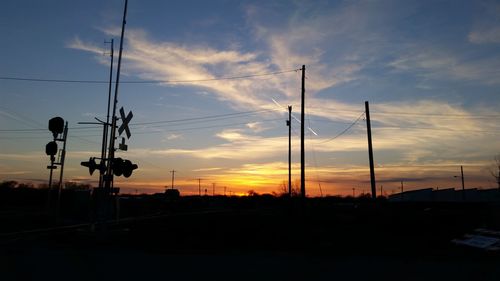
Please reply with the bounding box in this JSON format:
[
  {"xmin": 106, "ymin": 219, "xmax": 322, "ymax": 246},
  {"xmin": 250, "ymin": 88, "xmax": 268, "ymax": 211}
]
[
  {"xmin": 81, "ymin": 157, "xmax": 106, "ymax": 175},
  {"xmin": 45, "ymin": 141, "xmax": 58, "ymax": 156},
  {"xmin": 45, "ymin": 141, "xmax": 58, "ymax": 169},
  {"xmin": 118, "ymin": 107, "xmax": 133, "ymax": 139},
  {"xmin": 48, "ymin": 117, "xmax": 64, "ymax": 139},
  {"xmin": 111, "ymin": 157, "xmax": 138, "ymax": 178}
]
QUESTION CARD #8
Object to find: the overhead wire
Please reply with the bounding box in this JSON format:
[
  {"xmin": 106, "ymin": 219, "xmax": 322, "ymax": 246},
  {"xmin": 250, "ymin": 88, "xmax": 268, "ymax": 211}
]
[
  {"xmin": 0, "ymin": 108, "xmax": 282, "ymax": 133},
  {"xmin": 307, "ymin": 106, "xmax": 500, "ymax": 119},
  {"xmin": 0, "ymin": 118, "xmax": 285, "ymax": 140},
  {"xmin": 317, "ymin": 112, "xmax": 365, "ymax": 144},
  {"xmin": 0, "ymin": 69, "xmax": 300, "ymax": 84}
]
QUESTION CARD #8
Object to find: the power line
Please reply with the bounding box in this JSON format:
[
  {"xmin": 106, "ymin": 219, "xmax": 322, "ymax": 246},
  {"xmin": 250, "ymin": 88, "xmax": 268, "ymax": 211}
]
[
  {"xmin": 317, "ymin": 112, "xmax": 365, "ymax": 144},
  {"xmin": 0, "ymin": 109, "xmax": 281, "ymax": 132},
  {"xmin": 0, "ymin": 118, "xmax": 284, "ymax": 140},
  {"xmin": 131, "ymin": 109, "xmax": 279, "ymax": 126},
  {"xmin": 308, "ymin": 106, "xmax": 500, "ymax": 118},
  {"xmin": 371, "ymin": 111, "xmax": 500, "ymax": 118},
  {"xmin": 131, "ymin": 118, "xmax": 283, "ymax": 134},
  {"xmin": 0, "ymin": 69, "xmax": 300, "ymax": 84},
  {"xmin": 372, "ymin": 125, "xmax": 500, "ymax": 133}
]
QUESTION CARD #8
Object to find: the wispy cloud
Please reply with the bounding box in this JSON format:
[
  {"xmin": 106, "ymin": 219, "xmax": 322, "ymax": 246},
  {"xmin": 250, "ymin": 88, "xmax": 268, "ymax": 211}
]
[
  {"xmin": 389, "ymin": 49, "xmax": 500, "ymax": 85},
  {"xmin": 64, "ymin": 1, "xmax": 500, "ymax": 192},
  {"xmin": 165, "ymin": 133, "xmax": 182, "ymax": 140},
  {"xmin": 468, "ymin": 26, "xmax": 500, "ymax": 44}
]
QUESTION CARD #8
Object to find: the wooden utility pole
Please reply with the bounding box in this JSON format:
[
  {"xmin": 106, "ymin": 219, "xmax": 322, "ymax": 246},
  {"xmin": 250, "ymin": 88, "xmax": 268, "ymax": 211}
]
[
  {"xmin": 401, "ymin": 181, "xmax": 404, "ymax": 201},
  {"xmin": 287, "ymin": 105, "xmax": 292, "ymax": 197},
  {"xmin": 170, "ymin": 170, "xmax": 176, "ymax": 189},
  {"xmin": 461, "ymin": 165, "xmax": 465, "ymax": 191},
  {"xmin": 198, "ymin": 178, "xmax": 202, "ymax": 196},
  {"xmin": 300, "ymin": 65, "xmax": 306, "ymax": 199},
  {"xmin": 461, "ymin": 165, "xmax": 465, "ymax": 201},
  {"xmin": 365, "ymin": 101, "xmax": 376, "ymax": 199}
]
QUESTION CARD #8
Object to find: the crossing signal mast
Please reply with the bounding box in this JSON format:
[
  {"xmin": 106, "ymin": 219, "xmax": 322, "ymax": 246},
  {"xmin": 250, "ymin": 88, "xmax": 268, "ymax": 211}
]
[
  {"xmin": 45, "ymin": 116, "xmax": 68, "ymax": 213},
  {"xmin": 79, "ymin": 0, "xmax": 137, "ymax": 197}
]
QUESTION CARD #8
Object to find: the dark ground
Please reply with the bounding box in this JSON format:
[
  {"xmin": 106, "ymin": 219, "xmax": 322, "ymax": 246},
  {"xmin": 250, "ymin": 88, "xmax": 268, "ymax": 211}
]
[{"xmin": 1, "ymin": 193, "xmax": 500, "ymax": 280}]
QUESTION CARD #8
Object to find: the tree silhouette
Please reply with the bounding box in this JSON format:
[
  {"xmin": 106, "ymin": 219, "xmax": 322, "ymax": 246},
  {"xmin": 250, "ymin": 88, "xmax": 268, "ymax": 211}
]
[
  {"xmin": 492, "ymin": 153, "xmax": 500, "ymax": 189},
  {"xmin": 0, "ymin": 181, "xmax": 18, "ymax": 189}
]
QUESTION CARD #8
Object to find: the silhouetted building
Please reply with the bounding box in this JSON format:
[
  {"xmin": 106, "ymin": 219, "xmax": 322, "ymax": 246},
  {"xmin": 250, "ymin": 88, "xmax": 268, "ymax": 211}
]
[
  {"xmin": 389, "ymin": 188, "xmax": 500, "ymax": 203},
  {"xmin": 165, "ymin": 189, "xmax": 180, "ymax": 200}
]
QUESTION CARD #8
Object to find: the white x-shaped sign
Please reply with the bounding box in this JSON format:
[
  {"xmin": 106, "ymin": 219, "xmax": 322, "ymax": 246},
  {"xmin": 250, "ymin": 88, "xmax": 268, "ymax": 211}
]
[{"xmin": 118, "ymin": 107, "xmax": 133, "ymax": 139}]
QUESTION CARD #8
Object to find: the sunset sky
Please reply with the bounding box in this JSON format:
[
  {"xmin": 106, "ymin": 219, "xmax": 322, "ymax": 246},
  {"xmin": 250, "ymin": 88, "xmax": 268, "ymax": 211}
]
[{"xmin": 1, "ymin": 0, "xmax": 499, "ymax": 196}]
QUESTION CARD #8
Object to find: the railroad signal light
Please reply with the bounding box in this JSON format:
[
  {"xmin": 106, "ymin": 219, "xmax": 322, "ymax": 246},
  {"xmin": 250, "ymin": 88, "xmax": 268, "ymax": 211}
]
[
  {"xmin": 81, "ymin": 157, "xmax": 106, "ymax": 175},
  {"xmin": 113, "ymin": 157, "xmax": 124, "ymax": 176},
  {"xmin": 45, "ymin": 141, "xmax": 58, "ymax": 156},
  {"xmin": 112, "ymin": 157, "xmax": 138, "ymax": 177},
  {"xmin": 122, "ymin": 159, "xmax": 138, "ymax": 178},
  {"xmin": 48, "ymin": 117, "xmax": 65, "ymax": 138}
]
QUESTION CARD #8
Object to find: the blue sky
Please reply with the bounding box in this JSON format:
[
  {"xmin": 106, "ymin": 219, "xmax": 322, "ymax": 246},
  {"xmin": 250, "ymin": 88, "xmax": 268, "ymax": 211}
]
[{"xmin": 1, "ymin": 0, "xmax": 499, "ymax": 196}]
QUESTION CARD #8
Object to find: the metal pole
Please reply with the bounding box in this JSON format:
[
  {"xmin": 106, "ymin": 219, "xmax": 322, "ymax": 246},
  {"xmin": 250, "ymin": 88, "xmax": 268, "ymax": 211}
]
[
  {"xmin": 300, "ymin": 65, "xmax": 306, "ymax": 199},
  {"xmin": 100, "ymin": 39, "xmax": 114, "ymax": 188},
  {"xmin": 56, "ymin": 122, "xmax": 68, "ymax": 216},
  {"xmin": 365, "ymin": 101, "xmax": 376, "ymax": 199},
  {"xmin": 288, "ymin": 105, "xmax": 292, "ymax": 197},
  {"xmin": 105, "ymin": 0, "xmax": 128, "ymax": 193},
  {"xmin": 47, "ymin": 156, "xmax": 54, "ymax": 210}
]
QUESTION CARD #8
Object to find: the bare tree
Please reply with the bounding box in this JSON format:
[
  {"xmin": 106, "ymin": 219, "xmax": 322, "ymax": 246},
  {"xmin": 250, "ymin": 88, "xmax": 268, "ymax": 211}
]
[{"xmin": 492, "ymin": 154, "xmax": 500, "ymax": 190}]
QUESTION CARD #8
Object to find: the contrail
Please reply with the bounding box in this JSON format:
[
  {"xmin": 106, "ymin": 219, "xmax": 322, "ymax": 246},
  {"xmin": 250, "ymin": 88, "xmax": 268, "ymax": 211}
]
[{"xmin": 271, "ymin": 98, "xmax": 318, "ymax": 136}]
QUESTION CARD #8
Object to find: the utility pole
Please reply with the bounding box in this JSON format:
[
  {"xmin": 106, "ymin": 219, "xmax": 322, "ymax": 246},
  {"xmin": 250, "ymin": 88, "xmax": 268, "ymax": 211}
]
[
  {"xmin": 104, "ymin": 0, "xmax": 128, "ymax": 194},
  {"xmin": 198, "ymin": 178, "xmax": 202, "ymax": 196},
  {"xmin": 224, "ymin": 186, "xmax": 227, "ymax": 196},
  {"xmin": 460, "ymin": 165, "xmax": 465, "ymax": 191},
  {"xmin": 461, "ymin": 165, "xmax": 465, "ymax": 201},
  {"xmin": 99, "ymin": 39, "xmax": 114, "ymax": 188},
  {"xmin": 170, "ymin": 170, "xmax": 176, "ymax": 189},
  {"xmin": 300, "ymin": 65, "xmax": 306, "ymax": 199},
  {"xmin": 400, "ymin": 181, "xmax": 404, "ymax": 201},
  {"xmin": 287, "ymin": 105, "xmax": 292, "ymax": 197},
  {"xmin": 365, "ymin": 101, "xmax": 376, "ymax": 199},
  {"xmin": 212, "ymin": 183, "xmax": 216, "ymax": 196},
  {"xmin": 352, "ymin": 188, "xmax": 355, "ymax": 198},
  {"xmin": 380, "ymin": 185, "xmax": 383, "ymax": 198}
]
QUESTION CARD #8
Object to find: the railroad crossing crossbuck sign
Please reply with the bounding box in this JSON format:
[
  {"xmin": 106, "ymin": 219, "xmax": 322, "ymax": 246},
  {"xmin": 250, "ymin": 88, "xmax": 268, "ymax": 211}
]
[{"xmin": 118, "ymin": 107, "xmax": 133, "ymax": 139}]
